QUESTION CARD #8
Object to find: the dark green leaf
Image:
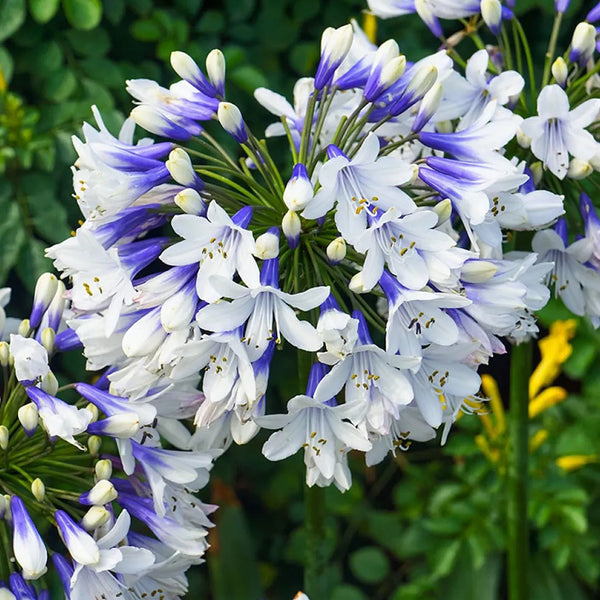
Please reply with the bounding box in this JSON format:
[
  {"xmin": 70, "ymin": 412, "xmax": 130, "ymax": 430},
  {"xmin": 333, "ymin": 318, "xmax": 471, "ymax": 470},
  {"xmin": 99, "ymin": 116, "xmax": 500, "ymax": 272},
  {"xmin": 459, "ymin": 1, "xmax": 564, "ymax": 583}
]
[
  {"xmin": 0, "ymin": 46, "xmax": 13, "ymax": 84},
  {"xmin": 16, "ymin": 239, "xmax": 53, "ymax": 292},
  {"xmin": 196, "ymin": 10, "xmax": 225, "ymax": 33},
  {"xmin": 103, "ymin": 0, "xmax": 124, "ymax": 24},
  {"xmin": 230, "ymin": 65, "xmax": 268, "ymax": 94},
  {"xmin": 80, "ymin": 57, "xmax": 123, "ymax": 88},
  {"xmin": 0, "ymin": 0, "xmax": 26, "ymax": 42},
  {"xmin": 29, "ymin": 0, "xmax": 59, "ymax": 23},
  {"xmin": 62, "ymin": 0, "xmax": 102, "ymax": 30},
  {"xmin": 225, "ymin": 0, "xmax": 254, "ymax": 21},
  {"xmin": 331, "ymin": 585, "xmax": 369, "ymax": 600},
  {"xmin": 43, "ymin": 68, "xmax": 77, "ymax": 102},
  {"xmin": 349, "ymin": 546, "xmax": 390, "ymax": 584},
  {"xmin": 65, "ymin": 27, "xmax": 111, "ymax": 56},
  {"xmin": 0, "ymin": 202, "xmax": 25, "ymax": 284},
  {"xmin": 130, "ymin": 18, "xmax": 162, "ymax": 41}
]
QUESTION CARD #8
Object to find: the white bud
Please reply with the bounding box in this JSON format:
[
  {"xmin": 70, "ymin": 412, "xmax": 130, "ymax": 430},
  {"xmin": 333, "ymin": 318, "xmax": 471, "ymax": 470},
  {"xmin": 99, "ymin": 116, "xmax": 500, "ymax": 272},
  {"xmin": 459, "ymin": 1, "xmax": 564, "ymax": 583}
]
[
  {"xmin": 481, "ymin": 0, "xmax": 502, "ymax": 34},
  {"xmin": 92, "ymin": 413, "xmax": 141, "ymax": 439},
  {"xmin": 436, "ymin": 120, "xmax": 453, "ymax": 133},
  {"xmin": 18, "ymin": 319, "xmax": 31, "ymax": 337},
  {"xmin": 82, "ymin": 479, "xmax": 118, "ymax": 506},
  {"xmin": 0, "ymin": 342, "xmax": 8, "ymax": 367},
  {"xmin": 40, "ymin": 371, "xmax": 58, "ymax": 396},
  {"xmin": 30, "ymin": 273, "xmax": 59, "ymax": 328},
  {"xmin": 166, "ymin": 148, "xmax": 201, "ymax": 188},
  {"xmin": 217, "ymin": 102, "xmax": 247, "ymax": 143},
  {"xmin": 86, "ymin": 403, "xmax": 99, "ymax": 423},
  {"xmin": 18, "ymin": 403, "xmax": 39, "ymax": 436},
  {"xmin": 0, "ymin": 426, "xmax": 8, "ymax": 450},
  {"xmin": 31, "ymin": 478, "xmax": 45, "ymax": 502},
  {"xmin": 320, "ymin": 24, "xmax": 353, "ymax": 65},
  {"xmin": 412, "ymin": 81, "xmax": 443, "ymax": 132},
  {"xmin": 570, "ymin": 22, "xmax": 596, "ymax": 64},
  {"xmin": 349, "ymin": 272, "xmax": 368, "ymax": 294},
  {"xmin": 461, "ymin": 260, "xmax": 498, "ymax": 283},
  {"xmin": 174, "ymin": 188, "xmax": 206, "ymax": 215},
  {"xmin": 46, "ymin": 280, "xmax": 66, "ymax": 331},
  {"xmin": 516, "ymin": 128, "xmax": 531, "ymax": 149},
  {"xmin": 326, "ymin": 237, "xmax": 346, "ymax": 264},
  {"xmin": 40, "ymin": 328, "xmax": 55, "ymax": 354},
  {"xmin": 0, "ymin": 588, "xmax": 16, "ymax": 600},
  {"xmin": 405, "ymin": 65, "xmax": 438, "ymax": 101},
  {"xmin": 282, "ymin": 210, "xmax": 301, "ymax": 248},
  {"xmin": 551, "ymin": 57, "xmax": 568, "ymax": 87},
  {"xmin": 81, "ymin": 506, "xmax": 111, "ymax": 531},
  {"xmin": 206, "ymin": 49, "xmax": 226, "ymax": 95},
  {"xmin": 88, "ymin": 435, "xmax": 101, "ymax": 456},
  {"xmin": 433, "ymin": 199, "xmax": 453, "ymax": 225},
  {"xmin": 283, "ymin": 164, "xmax": 313, "ymax": 211},
  {"xmin": 254, "ymin": 230, "xmax": 280, "ymax": 259},
  {"xmin": 530, "ymin": 161, "xmax": 543, "ymax": 184},
  {"xmin": 567, "ymin": 158, "xmax": 593, "ymax": 179},
  {"xmin": 94, "ymin": 459, "xmax": 113, "ymax": 481},
  {"xmin": 379, "ymin": 55, "xmax": 407, "ymax": 90}
]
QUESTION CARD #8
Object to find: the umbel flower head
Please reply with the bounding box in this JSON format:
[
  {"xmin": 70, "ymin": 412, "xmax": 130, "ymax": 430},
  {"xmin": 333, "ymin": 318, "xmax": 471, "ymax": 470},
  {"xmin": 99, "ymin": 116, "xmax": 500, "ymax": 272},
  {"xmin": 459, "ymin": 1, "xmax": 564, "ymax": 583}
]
[
  {"xmin": 42, "ymin": 5, "xmax": 600, "ymax": 507},
  {"xmin": 0, "ymin": 275, "xmax": 216, "ymax": 598}
]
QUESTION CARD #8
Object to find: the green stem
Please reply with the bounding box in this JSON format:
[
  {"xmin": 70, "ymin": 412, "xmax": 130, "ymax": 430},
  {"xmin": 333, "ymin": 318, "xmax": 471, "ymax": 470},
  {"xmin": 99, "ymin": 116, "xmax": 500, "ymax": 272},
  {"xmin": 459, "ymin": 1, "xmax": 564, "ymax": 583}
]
[
  {"xmin": 507, "ymin": 339, "xmax": 532, "ymax": 600},
  {"xmin": 542, "ymin": 12, "xmax": 563, "ymax": 88},
  {"xmin": 304, "ymin": 484, "xmax": 327, "ymax": 599}
]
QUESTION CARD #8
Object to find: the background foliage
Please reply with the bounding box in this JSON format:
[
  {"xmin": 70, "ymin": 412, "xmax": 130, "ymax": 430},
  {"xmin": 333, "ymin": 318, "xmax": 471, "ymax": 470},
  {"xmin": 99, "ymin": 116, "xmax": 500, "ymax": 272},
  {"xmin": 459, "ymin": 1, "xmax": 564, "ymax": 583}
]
[{"xmin": 1, "ymin": 0, "xmax": 600, "ymax": 598}]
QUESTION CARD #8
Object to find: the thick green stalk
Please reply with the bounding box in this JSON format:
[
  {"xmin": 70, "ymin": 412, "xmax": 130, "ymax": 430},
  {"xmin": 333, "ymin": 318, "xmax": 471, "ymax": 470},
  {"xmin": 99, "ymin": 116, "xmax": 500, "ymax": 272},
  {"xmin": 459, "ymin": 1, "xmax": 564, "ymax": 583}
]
[
  {"xmin": 304, "ymin": 483, "xmax": 327, "ymax": 598},
  {"xmin": 507, "ymin": 340, "xmax": 532, "ymax": 600}
]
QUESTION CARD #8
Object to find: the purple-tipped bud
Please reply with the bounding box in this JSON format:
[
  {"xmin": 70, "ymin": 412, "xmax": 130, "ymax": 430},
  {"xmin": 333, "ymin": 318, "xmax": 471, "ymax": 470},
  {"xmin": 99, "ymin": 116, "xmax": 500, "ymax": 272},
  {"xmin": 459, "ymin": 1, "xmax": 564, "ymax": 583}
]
[
  {"xmin": 11, "ymin": 496, "xmax": 47, "ymax": 580},
  {"xmin": 79, "ymin": 480, "xmax": 118, "ymax": 506},
  {"xmin": 326, "ymin": 237, "xmax": 346, "ymax": 264},
  {"xmin": 174, "ymin": 188, "xmax": 207, "ymax": 216},
  {"xmin": 326, "ymin": 144, "xmax": 345, "ymax": 160},
  {"xmin": 206, "ymin": 49, "xmax": 226, "ymax": 98},
  {"xmin": 30, "ymin": 274, "xmax": 59, "ymax": 329},
  {"xmin": 282, "ymin": 210, "xmax": 301, "ymax": 249},
  {"xmin": 166, "ymin": 148, "xmax": 203, "ymax": 190},
  {"xmin": 283, "ymin": 164, "xmax": 313, "ymax": 211},
  {"xmin": 54, "ymin": 328, "xmax": 81, "ymax": 352},
  {"xmin": 555, "ymin": 0, "xmax": 570, "ymax": 13},
  {"xmin": 587, "ymin": 2, "xmax": 600, "ymax": 23},
  {"xmin": 482, "ymin": 0, "xmax": 503, "ymax": 34},
  {"xmin": 170, "ymin": 51, "xmax": 217, "ymax": 97},
  {"xmin": 570, "ymin": 22, "xmax": 596, "ymax": 66},
  {"xmin": 55, "ymin": 510, "xmax": 100, "ymax": 566},
  {"xmin": 87, "ymin": 413, "xmax": 141, "ymax": 439},
  {"xmin": 412, "ymin": 82, "xmax": 443, "ymax": 133},
  {"xmin": 217, "ymin": 102, "xmax": 247, "ymax": 143},
  {"xmin": 254, "ymin": 227, "xmax": 280, "ymax": 260},
  {"xmin": 130, "ymin": 106, "xmax": 200, "ymax": 141},
  {"xmin": 314, "ymin": 24, "xmax": 353, "ymax": 89}
]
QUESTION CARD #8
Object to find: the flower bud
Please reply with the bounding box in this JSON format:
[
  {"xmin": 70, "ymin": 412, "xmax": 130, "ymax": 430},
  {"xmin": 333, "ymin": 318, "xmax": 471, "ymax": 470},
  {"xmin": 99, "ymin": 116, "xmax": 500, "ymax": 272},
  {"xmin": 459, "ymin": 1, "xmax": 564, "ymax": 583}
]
[
  {"xmin": 206, "ymin": 49, "xmax": 226, "ymax": 97},
  {"xmin": 40, "ymin": 371, "xmax": 58, "ymax": 396},
  {"xmin": 551, "ymin": 57, "xmax": 568, "ymax": 87},
  {"xmin": 55, "ymin": 510, "xmax": 100, "ymax": 566},
  {"xmin": 166, "ymin": 148, "xmax": 203, "ymax": 189},
  {"xmin": 79, "ymin": 479, "xmax": 118, "ymax": 506},
  {"xmin": 45, "ymin": 280, "xmax": 66, "ymax": 332},
  {"xmin": 315, "ymin": 24, "xmax": 353, "ymax": 89},
  {"xmin": 391, "ymin": 65, "xmax": 437, "ymax": 116},
  {"xmin": 461, "ymin": 260, "xmax": 498, "ymax": 283},
  {"xmin": 174, "ymin": 188, "xmax": 206, "ymax": 216},
  {"xmin": 0, "ymin": 342, "xmax": 8, "ymax": 367},
  {"xmin": 11, "ymin": 496, "xmax": 47, "ymax": 579},
  {"xmin": 0, "ymin": 426, "xmax": 8, "ymax": 450},
  {"xmin": 570, "ymin": 22, "xmax": 596, "ymax": 66},
  {"xmin": 433, "ymin": 199, "xmax": 453, "ymax": 225},
  {"xmin": 481, "ymin": 0, "xmax": 502, "ymax": 35},
  {"xmin": 530, "ymin": 161, "xmax": 543, "ymax": 184},
  {"xmin": 40, "ymin": 328, "xmax": 55, "ymax": 354},
  {"xmin": 170, "ymin": 51, "xmax": 215, "ymax": 97},
  {"xmin": 130, "ymin": 105, "xmax": 194, "ymax": 141},
  {"xmin": 326, "ymin": 237, "xmax": 346, "ymax": 264},
  {"xmin": 282, "ymin": 210, "xmax": 301, "ymax": 249},
  {"xmin": 254, "ymin": 227, "xmax": 280, "ymax": 259},
  {"xmin": 81, "ymin": 506, "xmax": 111, "ymax": 532},
  {"xmin": 30, "ymin": 273, "xmax": 58, "ymax": 329},
  {"xmin": 587, "ymin": 2, "xmax": 600, "ymax": 23},
  {"xmin": 218, "ymin": 102, "xmax": 248, "ymax": 143},
  {"xmin": 88, "ymin": 435, "xmax": 101, "ymax": 456},
  {"xmin": 555, "ymin": 0, "xmax": 570, "ymax": 13},
  {"xmin": 31, "ymin": 478, "xmax": 45, "ymax": 502},
  {"xmin": 18, "ymin": 404, "xmax": 38, "ymax": 437},
  {"xmin": 349, "ymin": 272, "xmax": 368, "ymax": 294},
  {"xmin": 94, "ymin": 459, "xmax": 113, "ymax": 481},
  {"xmin": 567, "ymin": 158, "xmax": 593, "ymax": 179},
  {"xmin": 86, "ymin": 403, "xmax": 99, "ymax": 423},
  {"xmin": 412, "ymin": 82, "xmax": 443, "ymax": 133},
  {"xmin": 516, "ymin": 128, "xmax": 531, "ymax": 149},
  {"xmin": 283, "ymin": 164, "xmax": 313, "ymax": 211},
  {"xmin": 0, "ymin": 588, "xmax": 16, "ymax": 600},
  {"xmin": 18, "ymin": 319, "xmax": 31, "ymax": 337},
  {"xmin": 87, "ymin": 413, "xmax": 141, "ymax": 439}
]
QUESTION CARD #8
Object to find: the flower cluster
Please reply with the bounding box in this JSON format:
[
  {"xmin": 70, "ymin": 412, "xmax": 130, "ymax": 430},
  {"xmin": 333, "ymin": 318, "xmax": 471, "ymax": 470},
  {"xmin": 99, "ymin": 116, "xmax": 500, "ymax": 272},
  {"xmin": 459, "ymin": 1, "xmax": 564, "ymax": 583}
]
[
  {"xmin": 42, "ymin": 1, "xmax": 600, "ymax": 504},
  {"xmin": 0, "ymin": 275, "xmax": 216, "ymax": 598}
]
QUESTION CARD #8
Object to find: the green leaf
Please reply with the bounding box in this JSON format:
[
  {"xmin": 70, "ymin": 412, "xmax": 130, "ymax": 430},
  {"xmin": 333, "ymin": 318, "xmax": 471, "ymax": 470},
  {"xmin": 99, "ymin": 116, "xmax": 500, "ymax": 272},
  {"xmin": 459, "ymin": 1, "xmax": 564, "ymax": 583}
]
[
  {"xmin": 16, "ymin": 239, "xmax": 53, "ymax": 292},
  {"xmin": 43, "ymin": 68, "xmax": 77, "ymax": 102},
  {"xmin": 349, "ymin": 546, "xmax": 390, "ymax": 584},
  {"xmin": 230, "ymin": 65, "xmax": 268, "ymax": 94},
  {"xmin": 130, "ymin": 18, "xmax": 162, "ymax": 41},
  {"xmin": 0, "ymin": 0, "xmax": 26, "ymax": 42},
  {"xmin": 0, "ymin": 201, "xmax": 25, "ymax": 285},
  {"xmin": 65, "ymin": 27, "xmax": 110, "ymax": 56},
  {"xmin": 560, "ymin": 505, "xmax": 587, "ymax": 534},
  {"xmin": 103, "ymin": 0, "xmax": 124, "ymax": 24},
  {"xmin": 62, "ymin": 0, "xmax": 102, "ymax": 30},
  {"xmin": 563, "ymin": 337, "xmax": 596, "ymax": 379},
  {"xmin": 196, "ymin": 10, "xmax": 225, "ymax": 33},
  {"xmin": 430, "ymin": 539, "xmax": 461, "ymax": 579},
  {"xmin": 0, "ymin": 46, "xmax": 13, "ymax": 84},
  {"xmin": 331, "ymin": 585, "xmax": 369, "ymax": 600},
  {"xmin": 225, "ymin": 0, "xmax": 254, "ymax": 21},
  {"xmin": 80, "ymin": 57, "xmax": 123, "ymax": 88},
  {"xmin": 29, "ymin": 0, "xmax": 59, "ymax": 22}
]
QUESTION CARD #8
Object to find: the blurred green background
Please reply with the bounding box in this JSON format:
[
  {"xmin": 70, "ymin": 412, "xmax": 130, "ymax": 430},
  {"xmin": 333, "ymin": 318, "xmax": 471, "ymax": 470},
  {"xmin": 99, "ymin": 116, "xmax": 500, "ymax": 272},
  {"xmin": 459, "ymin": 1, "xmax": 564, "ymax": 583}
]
[{"xmin": 1, "ymin": 0, "xmax": 600, "ymax": 598}]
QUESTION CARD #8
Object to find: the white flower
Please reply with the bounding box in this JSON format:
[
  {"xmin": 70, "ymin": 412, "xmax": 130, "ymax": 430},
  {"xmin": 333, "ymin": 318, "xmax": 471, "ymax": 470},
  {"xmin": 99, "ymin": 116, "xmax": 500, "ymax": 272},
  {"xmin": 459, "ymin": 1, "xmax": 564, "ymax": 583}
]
[
  {"xmin": 9, "ymin": 335, "xmax": 50, "ymax": 385},
  {"xmin": 520, "ymin": 85, "xmax": 600, "ymax": 179}
]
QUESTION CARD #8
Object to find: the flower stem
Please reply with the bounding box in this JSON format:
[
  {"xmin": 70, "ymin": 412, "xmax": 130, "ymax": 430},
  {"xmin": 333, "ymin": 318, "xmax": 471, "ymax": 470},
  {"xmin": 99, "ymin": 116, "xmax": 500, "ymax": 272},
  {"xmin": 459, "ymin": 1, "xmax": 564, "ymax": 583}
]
[
  {"xmin": 542, "ymin": 11, "xmax": 563, "ymax": 88},
  {"xmin": 304, "ymin": 483, "xmax": 327, "ymax": 599},
  {"xmin": 507, "ymin": 339, "xmax": 532, "ymax": 600}
]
